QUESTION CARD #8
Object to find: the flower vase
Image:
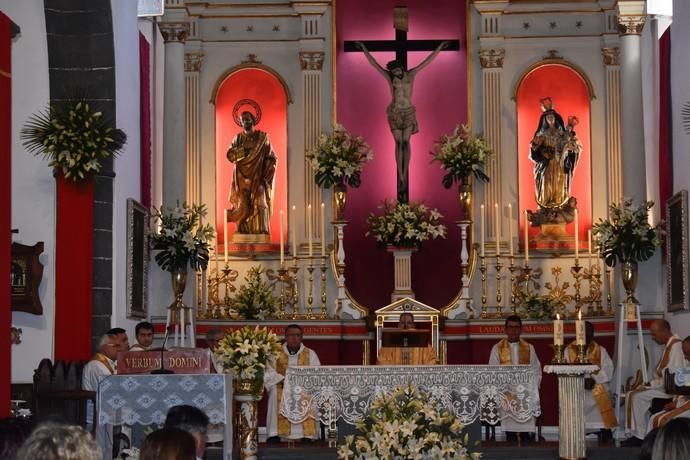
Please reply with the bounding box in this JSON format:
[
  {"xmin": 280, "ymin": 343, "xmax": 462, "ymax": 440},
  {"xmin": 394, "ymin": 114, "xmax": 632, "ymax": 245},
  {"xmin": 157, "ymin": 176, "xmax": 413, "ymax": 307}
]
[
  {"xmin": 458, "ymin": 176, "xmax": 472, "ymax": 221},
  {"xmin": 621, "ymin": 260, "xmax": 639, "ymax": 320},
  {"xmin": 234, "ymin": 375, "xmax": 264, "ymax": 460},
  {"xmin": 168, "ymin": 269, "xmax": 190, "ymax": 345},
  {"xmin": 333, "ymin": 182, "xmax": 347, "ymax": 221},
  {"xmin": 387, "ymin": 246, "xmax": 417, "ymax": 301}
]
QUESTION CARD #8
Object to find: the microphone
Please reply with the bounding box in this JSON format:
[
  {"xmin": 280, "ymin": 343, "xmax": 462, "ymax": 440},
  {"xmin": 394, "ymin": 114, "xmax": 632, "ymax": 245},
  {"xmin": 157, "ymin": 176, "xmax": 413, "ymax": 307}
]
[{"xmin": 151, "ymin": 326, "xmax": 174, "ymax": 375}]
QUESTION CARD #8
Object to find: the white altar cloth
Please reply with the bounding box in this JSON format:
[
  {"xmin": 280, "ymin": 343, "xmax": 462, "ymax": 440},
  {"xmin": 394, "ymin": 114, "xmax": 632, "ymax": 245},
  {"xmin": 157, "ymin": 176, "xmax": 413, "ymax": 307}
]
[
  {"xmin": 280, "ymin": 365, "xmax": 540, "ymax": 426},
  {"xmin": 97, "ymin": 374, "xmax": 232, "ymax": 459}
]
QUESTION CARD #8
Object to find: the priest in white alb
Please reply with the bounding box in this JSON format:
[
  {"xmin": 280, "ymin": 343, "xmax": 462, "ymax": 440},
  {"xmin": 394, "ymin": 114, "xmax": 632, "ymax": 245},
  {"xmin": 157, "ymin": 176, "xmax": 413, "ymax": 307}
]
[
  {"xmin": 622, "ymin": 319, "xmax": 685, "ymax": 446},
  {"xmin": 646, "ymin": 336, "xmax": 690, "ymax": 433},
  {"xmin": 265, "ymin": 324, "xmax": 321, "ymax": 442},
  {"xmin": 488, "ymin": 315, "xmax": 541, "ymax": 444}
]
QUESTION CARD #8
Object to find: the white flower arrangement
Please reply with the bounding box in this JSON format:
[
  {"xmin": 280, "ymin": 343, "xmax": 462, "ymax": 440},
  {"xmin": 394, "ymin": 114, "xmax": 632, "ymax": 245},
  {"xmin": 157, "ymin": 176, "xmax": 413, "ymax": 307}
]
[
  {"xmin": 151, "ymin": 203, "xmax": 215, "ymax": 272},
  {"xmin": 366, "ymin": 200, "xmax": 447, "ymax": 248},
  {"xmin": 232, "ymin": 266, "xmax": 277, "ymax": 320},
  {"xmin": 431, "ymin": 124, "xmax": 493, "ymax": 187},
  {"xmin": 306, "ymin": 124, "xmax": 373, "ymax": 188},
  {"xmin": 213, "ymin": 326, "xmax": 282, "ymax": 381},
  {"xmin": 21, "ymin": 99, "xmax": 127, "ymax": 181},
  {"xmin": 592, "ymin": 198, "xmax": 663, "ymax": 267},
  {"xmin": 337, "ymin": 384, "xmax": 481, "ymax": 460}
]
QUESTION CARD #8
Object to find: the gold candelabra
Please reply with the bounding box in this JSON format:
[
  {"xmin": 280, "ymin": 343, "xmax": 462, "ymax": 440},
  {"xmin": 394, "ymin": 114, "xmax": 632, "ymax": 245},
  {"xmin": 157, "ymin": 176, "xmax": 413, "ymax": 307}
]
[
  {"xmin": 480, "ymin": 255, "xmax": 488, "ymax": 318},
  {"xmin": 289, "ymin": 261, "xmax": 300, "ymax": 320},
  {"xmin": 575, "ymin": 343, "xmax": 588, "ymax": 364},
  {"xmin": 495, "ymin": 256, "xmax": 503, "ymax": 318},
  {"xmin": 552, "ymin": 344, "xmax": 565, "ymax": 364},
  {"xmin": 508, "ymin": 256, "xmax": 518, "ymax": 315},
  {"xmin": 571, "ymin": 262, "xmax": 583, "ymax": 313},
  {"xmin": 319, "ymin": 258, "xmax": 328, "ymax": 319},
  {"xmin": 306, "ymin": 261, "xmax": 316, "ymax": 320}
]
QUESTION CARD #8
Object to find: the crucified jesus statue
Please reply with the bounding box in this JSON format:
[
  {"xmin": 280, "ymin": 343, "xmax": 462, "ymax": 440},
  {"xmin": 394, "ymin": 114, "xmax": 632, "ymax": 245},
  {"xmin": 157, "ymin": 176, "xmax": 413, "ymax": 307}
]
[{"xmin": 357, "ymin": 40, "xmax": 448, "ymax": 202}]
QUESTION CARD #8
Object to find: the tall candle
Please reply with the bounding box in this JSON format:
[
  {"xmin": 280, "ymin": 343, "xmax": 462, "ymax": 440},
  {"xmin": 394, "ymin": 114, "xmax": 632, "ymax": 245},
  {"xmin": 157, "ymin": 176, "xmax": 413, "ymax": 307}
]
[
  {"xmin": 524, "ymin": 210, "xmax": 529, "ymax": 262},
  {"xmin": 587, "ymin": 229, "xmax": 592, "ymax": 270},
  {"xmin": 480, "ymin": 204, "xmax": 485, "ymax": 257},
  {"xmin": 215, "ymin": 245, "xmax": 220, "ymax": 275},
  {"xmin": 279, "ymin": 210, "xmax": 285, "ymax": 266},
  {"xmin": 494, "ymin": 203, "xmax": 501, "ymax": 256},
  {"xmin": 554, "ymin": 313, "xmax": 564, "ymax": 346},
  {"xmin": 224, "ymin": 209, "xmax": 229, "ymax": 264},
  {"xmin": 574, "ymin": 208, "xmax": 579, "ymax": 262},
  {"xmin": 575, "ymin": 309, "xmax": 585, "ymax": 345},
  {"xmin": 291, "ymin": 205, "xmax": 297, "ymax": 258},
  {"xmin": 307, "ymin": 204, "xmax": 313, "ymax": 258},
  {"xmin": 320, "ymin": 202, "xmax": 326, "ymax": 257},
  {"xmin": 508, "ymin": 203, "xmax": 514, "ymax": 256}
]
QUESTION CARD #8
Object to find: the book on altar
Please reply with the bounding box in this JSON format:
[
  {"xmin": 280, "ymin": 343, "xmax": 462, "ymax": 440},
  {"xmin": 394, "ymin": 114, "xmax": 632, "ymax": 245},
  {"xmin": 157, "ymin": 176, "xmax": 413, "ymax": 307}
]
[
  {"xmin": 116, "ymin": 348, "xmax": 211, "ymax": 374},
  {"xmin": 381, "ymin": 328, "xmax": 430, "ymax": 348}
]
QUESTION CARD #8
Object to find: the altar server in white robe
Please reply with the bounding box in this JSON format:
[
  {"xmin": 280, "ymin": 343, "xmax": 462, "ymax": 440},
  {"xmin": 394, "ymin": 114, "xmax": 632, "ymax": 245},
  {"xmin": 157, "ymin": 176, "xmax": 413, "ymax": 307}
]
[
  {"xmin": 646, "ymin": 336, "xmax": 690, "ymax": 433},
  {"xmin": 623, "ymin": 319, "xmax": 686, "ymax": 446},
  {"xmin": 488, "ymin": 315, "xmax": 541, "ymax": 443},
  {"xmin": 265, "ymin": 324, "xmax": 321, "ymax": 442},
  {"xmin": 565, "ymin": 322, "xmax": 617, "ymax": 434}
]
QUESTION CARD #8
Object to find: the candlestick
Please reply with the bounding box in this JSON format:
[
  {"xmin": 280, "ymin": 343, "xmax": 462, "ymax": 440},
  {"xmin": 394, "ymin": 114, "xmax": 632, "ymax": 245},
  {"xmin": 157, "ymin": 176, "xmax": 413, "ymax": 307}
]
[
  {"xmin": 575, "ymin": 309, "xmax": 585, "ymax": 346},
  {"xmin": 320, "ymin": 202, "xmax": 326, "ymax": 257},
  {"xmin": 279, "ymin": 210, "xmax": 285, "ymax": 266},
  {"xmin": 553, "ymin": 313, "xmax": 564, "ymax": 346},
  {"xmin": 524, "ymin": 210, "xmax": 529, "ymax": 262},
  {"xmin": 307, "ymin": 204, "xmax": 313, "ymax": 258},
  {"xmin": 291, "ymin": 205, "xmax": 297, "ymax": 258},
  {"xmin": 574, "ymin": 208, "xmax": 579, "ymax": 263},
  {"xmin": 494, "ymin": 203, "xmax": 501, "ymax": 256},
  {"xmin": 480, "ymin": 204, "xmax": 485, "ymax": 257},
  {"xmin": 224, "ymin": 209, "xmax": 229, "ymax": 264},
  {"xmin": 508, "ymin": 203, "xmax": 514, "ymax": 257}
]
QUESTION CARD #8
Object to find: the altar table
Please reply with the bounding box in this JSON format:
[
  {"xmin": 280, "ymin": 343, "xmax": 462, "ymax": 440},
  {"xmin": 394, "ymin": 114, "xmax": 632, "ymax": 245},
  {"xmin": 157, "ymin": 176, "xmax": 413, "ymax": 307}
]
[
  {"xmin": 97, "ymin": 374, "xmax": 232, "ymax": 459},
  {"xmin": 280, "ymin": 365, "xmax": 540, "ymax": 426}
]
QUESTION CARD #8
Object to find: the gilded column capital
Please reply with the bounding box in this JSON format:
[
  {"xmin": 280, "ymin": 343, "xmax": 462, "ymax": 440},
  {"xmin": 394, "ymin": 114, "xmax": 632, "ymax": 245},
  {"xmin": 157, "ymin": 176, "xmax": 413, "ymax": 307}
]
[
  {"xmin": 479, "ymin": 49, "xmax": 505, "ymax": 69},
  {"xmin": 299, "ymin": 51, "xmax": 325, "ymax": 71},
  {"xmin": 601, "ymin": 47, "xmax": 620, "ymax": 66},
  {"xmin": 185, "ymin": 52, "xmax": 204, "ymax": 72},
  {"xmin": 617, "ymin": 16, "xmax": 646, "ymax": 36},
  {"xmin": 159, "ymin": 22, "xmax": 190, "ymax": 43}
]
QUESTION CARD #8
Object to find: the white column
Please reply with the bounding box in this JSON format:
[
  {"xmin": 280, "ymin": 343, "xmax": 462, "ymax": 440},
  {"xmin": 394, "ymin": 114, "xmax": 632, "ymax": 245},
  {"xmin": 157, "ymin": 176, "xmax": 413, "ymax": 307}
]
[
  {"xmin": 544, "ymin": 365, "xmax": 599, "ymax": 460},
  {"xmin": 185, "ymin": 51, "xmax": 203, "ymax": 206},
  {"xmin": 300, "ymin": 50, "xmax": 325, "ymax": 249},
  {"xmin": 390, "ymin": 248, "xmax": 415, "ymax": 301},
  {"xmin": 479, "ymin": 48, "xmax": 505, "ymax": 241},
  {"xmin": 159, "ymin": 22, "xmax": 189, "ymax": 207},
  {"xmin": 617, "ymin": 10, "xmax": 647, "ymax": 201},
  {"xmin": 602, "ymin": 47, "xmax": 623, "ymax": 206}
]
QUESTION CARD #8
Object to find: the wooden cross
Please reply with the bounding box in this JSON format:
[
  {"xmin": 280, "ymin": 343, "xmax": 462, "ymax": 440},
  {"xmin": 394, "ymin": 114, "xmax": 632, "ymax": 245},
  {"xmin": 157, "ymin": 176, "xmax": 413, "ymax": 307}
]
[
  {"xmin": 344, "ymin": 7, "xmax": 460, "ymax": 202},
  {"xmin": 343, "ymin": 7, "xmax": 460, "ymax": 71}
]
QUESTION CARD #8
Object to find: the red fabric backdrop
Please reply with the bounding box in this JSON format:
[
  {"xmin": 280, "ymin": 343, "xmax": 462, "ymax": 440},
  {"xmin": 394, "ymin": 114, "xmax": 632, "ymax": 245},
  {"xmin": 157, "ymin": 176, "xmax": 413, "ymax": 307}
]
[
  {"xmin": 0, "ymin": 11, "xmax": 12, "ymax": 417},
  {"xmin": 336, "ymin": 0, "xmax": 469, "ymax": 311},
  {"xmin": 214, "ymin": 69, "xmax": 287, "ymax": 252},
  {"xmin": 54, "ymin": 176, "xmax": 94, "ymax": 361},
  {"xmin": 516, "ymin": 64, "xmax": 592, "ymax": 248}
]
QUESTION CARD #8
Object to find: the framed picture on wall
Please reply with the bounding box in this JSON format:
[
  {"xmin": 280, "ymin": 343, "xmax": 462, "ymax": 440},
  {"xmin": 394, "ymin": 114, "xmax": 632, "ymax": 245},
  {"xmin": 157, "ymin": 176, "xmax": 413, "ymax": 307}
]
[
  {"xmin": 127, "ymin": 198, "xmax": 149, "ymax": 319},
  {"xmin": 666, "ymin": 190, "xmax": 689, "ymax": 312},
  {"xmin": 11, "ymin": 242, "xmax": 44, "ymax": 315}
]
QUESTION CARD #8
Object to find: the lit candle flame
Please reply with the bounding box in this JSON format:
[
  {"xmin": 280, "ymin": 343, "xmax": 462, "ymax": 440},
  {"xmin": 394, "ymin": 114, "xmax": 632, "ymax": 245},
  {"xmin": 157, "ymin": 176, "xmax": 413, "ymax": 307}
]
[
  {"xmin": 556, "ymin": 313, "xmax": 560, "ymax": 320},
  {"xmin": 578, "ymin": 309, "xmax": 582, "ymax": 320}
]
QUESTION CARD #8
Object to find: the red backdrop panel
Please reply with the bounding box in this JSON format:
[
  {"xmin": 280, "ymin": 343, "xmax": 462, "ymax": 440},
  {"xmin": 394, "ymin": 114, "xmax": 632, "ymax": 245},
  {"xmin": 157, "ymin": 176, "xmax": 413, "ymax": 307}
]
[
  {"xmin": 54, "ymin": 176, "xmax": 94, "ymax": 362},
  {"xmin": 215, "ymin": 69, "xmax": 287, "ymax": 252},
  {"xmin": 516, "ymin": 64, "xmax": 592, "ymax": 248},
  {"xmin": 1, "ymin": 11, "xmax": 12, "ymax": 417},
  {"xmin": 336, "ymin": 0, "xmax": 469, "ymax": 311}
]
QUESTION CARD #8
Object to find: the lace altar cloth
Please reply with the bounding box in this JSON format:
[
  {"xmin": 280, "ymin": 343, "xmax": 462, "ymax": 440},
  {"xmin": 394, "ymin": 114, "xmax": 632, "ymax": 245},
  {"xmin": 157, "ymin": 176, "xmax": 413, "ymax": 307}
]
[
  {"xmin": 280, "ymin": 365, "xmax": 540, "ymax": 426},
  {"xmin": 97, "ymin": 374, "xmax": 230, "ymax": 426}
]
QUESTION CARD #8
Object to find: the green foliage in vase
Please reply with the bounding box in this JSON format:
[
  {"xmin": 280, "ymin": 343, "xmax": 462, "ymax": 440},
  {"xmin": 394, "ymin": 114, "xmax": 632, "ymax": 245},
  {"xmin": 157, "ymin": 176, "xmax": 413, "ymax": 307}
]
[
  {"xmin": 430, "ymin": 124, "xmax": 493, "ymax": 188},
  {"xmin": 306, "ymin": 124, "xmax": 373, "ymax": 188},
  {"xmin": 21, "ymin": 99, "xmax": 127, "ymax": 181},
  {"xmin": 366, "ymin": 199, "xmax": 447, "ymax": 249},
  {"xmin": 519, "ymin": 293, "xmax": 562, "ymax": 322},
  {"xmin": 592, "ymin": 199, "xmax": 663, "ymax": 267},
  {"xmin": 232, "ymin": 266, "xmax": 277, "ymax": 320},
  {"xmin": 337, "ymin": 384, "xmax": 481, "ymax": 460},
  {"xmin": 151, "ymin": 203, "xmax": 215, "ymax": 272}
]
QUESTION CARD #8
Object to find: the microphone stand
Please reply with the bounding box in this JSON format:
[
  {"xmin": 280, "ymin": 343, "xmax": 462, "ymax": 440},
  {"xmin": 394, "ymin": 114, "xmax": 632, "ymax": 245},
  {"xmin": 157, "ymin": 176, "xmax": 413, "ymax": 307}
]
[{"xmin": 151, "ymin": 328, "xmax": 174, "ymax": 375}]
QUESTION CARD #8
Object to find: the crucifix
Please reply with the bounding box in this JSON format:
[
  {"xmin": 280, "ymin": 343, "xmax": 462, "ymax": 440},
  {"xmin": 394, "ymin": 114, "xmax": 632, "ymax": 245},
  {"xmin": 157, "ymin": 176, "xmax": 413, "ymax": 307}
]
[{"xmin": 344, "ymin": 7, "xmax": 460, "ymax": 203}]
